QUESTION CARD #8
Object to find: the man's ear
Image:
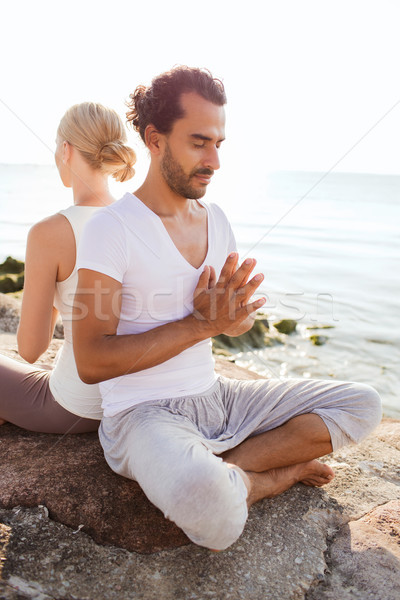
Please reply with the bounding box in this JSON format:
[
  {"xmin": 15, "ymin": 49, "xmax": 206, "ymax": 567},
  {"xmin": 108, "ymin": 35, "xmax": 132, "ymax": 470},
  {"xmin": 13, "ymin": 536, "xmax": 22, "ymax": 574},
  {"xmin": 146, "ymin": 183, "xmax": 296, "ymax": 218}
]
[{"xmin": 144, "ymin": 125, "xmax": 164, "ymax": 155}]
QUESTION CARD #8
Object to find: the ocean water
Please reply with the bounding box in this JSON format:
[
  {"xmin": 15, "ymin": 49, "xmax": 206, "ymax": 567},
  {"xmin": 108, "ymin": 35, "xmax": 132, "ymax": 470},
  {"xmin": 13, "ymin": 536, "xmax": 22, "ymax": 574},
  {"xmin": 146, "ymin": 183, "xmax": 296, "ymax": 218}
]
[{"xmin": 0, "ymin": 165, "xmax": 399, "ymax": 417}]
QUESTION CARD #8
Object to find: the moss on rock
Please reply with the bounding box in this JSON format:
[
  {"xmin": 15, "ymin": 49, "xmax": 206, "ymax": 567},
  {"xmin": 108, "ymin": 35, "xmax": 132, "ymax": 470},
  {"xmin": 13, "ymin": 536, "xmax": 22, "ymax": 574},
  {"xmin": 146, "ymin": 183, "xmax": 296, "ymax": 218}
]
[
  {"xmin": 0, "ymin": 256, "xmax": 24, "ymax": 274},
  {"xmin": 213, "ymin": 318, "xmax": 270, "ymax": 352},
  {"xmin": 0, "ymin": 273, "xmax": 24, "ymax": 294},
  {"xmin": 274, "ymin": 319, "xmax": 297, "ymax": 335},
  {"xmin": 309, "ymin": 334, "xmax": 328, "ymax": 346},
  {"xmin": 0, "ymin": 257, "xmax": 25, "ymax": 294}
]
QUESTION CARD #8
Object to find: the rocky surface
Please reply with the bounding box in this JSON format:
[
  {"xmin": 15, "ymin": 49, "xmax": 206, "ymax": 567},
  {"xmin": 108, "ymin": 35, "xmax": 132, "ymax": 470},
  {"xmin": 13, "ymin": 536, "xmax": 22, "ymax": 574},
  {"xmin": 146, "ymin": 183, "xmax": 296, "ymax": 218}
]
[
  {"xmin": 307, "ymin": 500, "xmax": 400, "ymax": 600},
  {"xmin": 0, "ymin": 293, "xmax": 63, "ymax": 346},
  {"xmin": 0, "ymin": 294, "xmax": 22, "ymax": 335},
  {"xmin": 1, "ymin": 397, "xmax": 399, "ymax": 598},
  {"xmin": 0, "ymin": 424, "xmax": 189, "ymax": 554}
]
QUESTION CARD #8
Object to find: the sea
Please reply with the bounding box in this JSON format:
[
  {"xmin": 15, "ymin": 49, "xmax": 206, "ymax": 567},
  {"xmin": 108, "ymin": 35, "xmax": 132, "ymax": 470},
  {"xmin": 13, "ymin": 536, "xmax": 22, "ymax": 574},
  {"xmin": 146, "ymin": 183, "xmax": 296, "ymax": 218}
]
[{"xmin": 0, "ymin": 165, "xmax": 399, "ymax": 417}]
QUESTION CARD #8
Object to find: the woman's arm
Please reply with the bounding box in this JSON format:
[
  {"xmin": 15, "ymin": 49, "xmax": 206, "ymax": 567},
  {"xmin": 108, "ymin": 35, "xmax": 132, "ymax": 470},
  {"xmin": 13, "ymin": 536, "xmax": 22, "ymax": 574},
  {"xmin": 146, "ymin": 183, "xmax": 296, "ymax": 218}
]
[{"xmin": 17, "ymin": 215, "xmax": 68, "ymax": 363}]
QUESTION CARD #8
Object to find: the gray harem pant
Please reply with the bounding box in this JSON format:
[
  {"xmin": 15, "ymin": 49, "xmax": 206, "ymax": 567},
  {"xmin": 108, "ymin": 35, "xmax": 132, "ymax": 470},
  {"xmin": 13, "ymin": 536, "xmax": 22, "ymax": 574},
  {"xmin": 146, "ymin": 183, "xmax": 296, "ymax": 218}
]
[{"xmin": 99, "ymin": 375, "xmax": 382, "ymax": 550}]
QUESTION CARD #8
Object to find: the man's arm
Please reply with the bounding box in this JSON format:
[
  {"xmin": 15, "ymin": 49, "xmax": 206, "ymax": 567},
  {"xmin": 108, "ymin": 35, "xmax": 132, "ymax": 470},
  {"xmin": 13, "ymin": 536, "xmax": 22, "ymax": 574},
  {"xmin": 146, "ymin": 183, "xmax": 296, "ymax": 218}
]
[{"xmin": 73, "ymin": 253, "xmax": 265, "ymax": 384}]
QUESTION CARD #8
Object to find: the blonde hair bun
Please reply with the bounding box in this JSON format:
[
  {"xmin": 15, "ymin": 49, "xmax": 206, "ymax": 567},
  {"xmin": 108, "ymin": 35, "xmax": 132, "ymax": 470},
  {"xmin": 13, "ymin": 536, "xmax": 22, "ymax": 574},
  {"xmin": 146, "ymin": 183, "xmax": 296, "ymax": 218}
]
[
  {"xmin": 57, "ymin": 102, "xmax": 136, "ymax": 181},
  {"xmin": 97, "ymin": 141, "xmax": 136, "ymax": 182}
]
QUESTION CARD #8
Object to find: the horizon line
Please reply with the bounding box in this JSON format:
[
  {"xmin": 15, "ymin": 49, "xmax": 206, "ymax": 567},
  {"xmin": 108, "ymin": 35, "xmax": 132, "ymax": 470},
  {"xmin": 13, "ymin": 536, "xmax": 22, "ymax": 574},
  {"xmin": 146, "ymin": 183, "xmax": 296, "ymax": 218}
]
[{"xmin": 1, "ymin": 163, "xmax": 400, "ymax": 178}]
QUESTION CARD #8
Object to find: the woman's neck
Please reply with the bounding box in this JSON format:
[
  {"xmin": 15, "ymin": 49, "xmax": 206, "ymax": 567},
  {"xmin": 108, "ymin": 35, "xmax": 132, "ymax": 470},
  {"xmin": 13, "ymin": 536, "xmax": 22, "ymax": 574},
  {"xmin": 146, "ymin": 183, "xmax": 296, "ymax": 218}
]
[{"xmin": 72, "ymin": 173, "xmax": 114, "ymax": 207}]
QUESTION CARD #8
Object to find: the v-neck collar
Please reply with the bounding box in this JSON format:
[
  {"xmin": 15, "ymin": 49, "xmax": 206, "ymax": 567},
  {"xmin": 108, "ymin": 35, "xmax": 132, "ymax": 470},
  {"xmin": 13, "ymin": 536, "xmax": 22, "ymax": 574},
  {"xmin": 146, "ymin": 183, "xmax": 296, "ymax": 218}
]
[{"xmin": 127, "ymin": 193, "xmax": 210, "ymax": 271}]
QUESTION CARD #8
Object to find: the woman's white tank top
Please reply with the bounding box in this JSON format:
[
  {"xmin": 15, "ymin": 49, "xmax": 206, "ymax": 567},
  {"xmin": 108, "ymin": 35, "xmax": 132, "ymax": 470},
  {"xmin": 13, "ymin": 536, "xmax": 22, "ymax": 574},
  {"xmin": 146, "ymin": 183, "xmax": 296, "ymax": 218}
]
[{"xmin": 49, "ymin": 205, "xmax": 103, "ymax": 419}]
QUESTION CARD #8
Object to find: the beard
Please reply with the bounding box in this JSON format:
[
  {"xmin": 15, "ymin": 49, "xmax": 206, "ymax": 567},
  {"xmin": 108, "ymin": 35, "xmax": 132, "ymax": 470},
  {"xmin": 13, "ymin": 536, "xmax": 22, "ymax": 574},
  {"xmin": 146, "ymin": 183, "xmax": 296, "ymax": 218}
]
[{"xmin": 160, "ymin": 143, "xmax": 213, "ymax": 199}]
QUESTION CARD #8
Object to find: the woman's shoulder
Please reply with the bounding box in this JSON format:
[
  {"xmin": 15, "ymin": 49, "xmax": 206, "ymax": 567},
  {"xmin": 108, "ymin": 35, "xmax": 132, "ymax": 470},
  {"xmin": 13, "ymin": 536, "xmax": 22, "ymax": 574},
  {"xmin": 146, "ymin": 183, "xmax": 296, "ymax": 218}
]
[
  {"xmin": 28, "ymin": 212, "xmax": 74, "ymax": 248},
  {"xmin": 30, "ymin": 211, "xmax": 71, "ymax": 231}
]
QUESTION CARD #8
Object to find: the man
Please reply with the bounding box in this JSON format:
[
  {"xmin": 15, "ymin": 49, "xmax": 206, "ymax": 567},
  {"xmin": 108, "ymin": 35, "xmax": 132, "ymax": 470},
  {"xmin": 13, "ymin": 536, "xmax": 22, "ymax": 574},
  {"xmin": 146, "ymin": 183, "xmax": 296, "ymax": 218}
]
[{"xmin": 73, "ymin": 66, "xmax": 381, "ymax": 550}]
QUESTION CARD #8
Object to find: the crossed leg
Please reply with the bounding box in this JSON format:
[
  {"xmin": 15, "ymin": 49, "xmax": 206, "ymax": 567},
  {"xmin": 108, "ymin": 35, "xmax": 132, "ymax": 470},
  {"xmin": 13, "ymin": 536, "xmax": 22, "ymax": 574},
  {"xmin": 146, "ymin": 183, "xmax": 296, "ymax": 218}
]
[{"xmin": 221, "ymin": 413, "xmax": 335, "ymax": 508}]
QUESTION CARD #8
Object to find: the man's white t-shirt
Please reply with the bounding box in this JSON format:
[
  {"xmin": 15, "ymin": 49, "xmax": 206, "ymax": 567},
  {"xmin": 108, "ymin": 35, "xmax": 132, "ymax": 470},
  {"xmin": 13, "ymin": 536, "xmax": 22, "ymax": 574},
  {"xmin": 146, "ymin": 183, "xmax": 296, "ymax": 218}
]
[{"xmin": 77, "ymin": 192, "xmax": 236, "ymax": 417}]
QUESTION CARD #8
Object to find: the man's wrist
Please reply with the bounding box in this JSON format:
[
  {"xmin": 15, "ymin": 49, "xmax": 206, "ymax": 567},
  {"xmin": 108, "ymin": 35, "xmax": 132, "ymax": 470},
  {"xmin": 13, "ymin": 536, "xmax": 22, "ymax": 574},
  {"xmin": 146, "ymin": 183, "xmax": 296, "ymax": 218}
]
[{"xmin": 184, "ymin": 313, "xmax": 215, "ymax": 340}]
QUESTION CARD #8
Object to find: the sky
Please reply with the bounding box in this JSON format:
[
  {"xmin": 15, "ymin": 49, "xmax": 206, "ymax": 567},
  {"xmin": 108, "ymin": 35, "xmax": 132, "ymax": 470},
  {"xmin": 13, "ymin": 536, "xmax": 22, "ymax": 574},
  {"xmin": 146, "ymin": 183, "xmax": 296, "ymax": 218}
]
[{"xmin": 1, "ymin": 0, "xmax": 400, "ymax": 175}]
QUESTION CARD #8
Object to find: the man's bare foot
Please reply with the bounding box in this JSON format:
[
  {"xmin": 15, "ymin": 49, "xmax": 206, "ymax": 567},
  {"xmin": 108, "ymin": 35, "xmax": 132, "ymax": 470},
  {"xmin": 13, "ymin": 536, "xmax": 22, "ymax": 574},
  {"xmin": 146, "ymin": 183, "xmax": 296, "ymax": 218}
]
[{"xmin": 244, "ymin": 460, "xmax": 335, "ymax": 507}]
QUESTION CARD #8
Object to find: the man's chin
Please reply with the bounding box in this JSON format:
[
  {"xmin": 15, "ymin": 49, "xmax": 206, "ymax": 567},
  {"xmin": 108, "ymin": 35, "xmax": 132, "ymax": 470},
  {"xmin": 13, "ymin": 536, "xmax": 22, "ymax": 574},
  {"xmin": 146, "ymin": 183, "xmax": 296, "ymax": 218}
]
[
  {"xmin": 187, "ymin": 189, "xmax": 207, "ymax": 200},
  {"xmin": 188, "ymin": 182, "xmax": 209, "ymax": 199},
  {"xmin": 167, "ymin": 181, "xmax": 208, "ymax": 200}
]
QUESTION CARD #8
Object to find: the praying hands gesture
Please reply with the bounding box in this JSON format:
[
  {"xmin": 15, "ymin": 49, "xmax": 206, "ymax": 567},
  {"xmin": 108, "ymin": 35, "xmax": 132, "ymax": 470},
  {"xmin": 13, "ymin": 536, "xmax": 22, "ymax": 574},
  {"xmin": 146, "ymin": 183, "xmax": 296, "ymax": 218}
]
[{"xmin": 193, "ymin": 252, "xmax": 266, "ymax": 336}]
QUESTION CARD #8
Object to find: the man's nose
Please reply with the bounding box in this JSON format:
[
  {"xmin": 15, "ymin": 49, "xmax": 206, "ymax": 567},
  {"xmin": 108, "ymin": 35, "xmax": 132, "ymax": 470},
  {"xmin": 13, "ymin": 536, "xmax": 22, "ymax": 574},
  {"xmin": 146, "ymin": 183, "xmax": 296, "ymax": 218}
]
[{"xmin": 204, "ymin": 146, "xmax": 220, "ymax": 171}]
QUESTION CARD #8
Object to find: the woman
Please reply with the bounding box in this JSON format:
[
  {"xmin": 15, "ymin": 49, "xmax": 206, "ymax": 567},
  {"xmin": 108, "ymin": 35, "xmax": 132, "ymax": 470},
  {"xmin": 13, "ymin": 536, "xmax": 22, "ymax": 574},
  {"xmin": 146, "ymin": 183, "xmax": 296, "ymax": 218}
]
[{"xmin": 0, "ymin": 102, "xmax": 136, "ymax": 433}]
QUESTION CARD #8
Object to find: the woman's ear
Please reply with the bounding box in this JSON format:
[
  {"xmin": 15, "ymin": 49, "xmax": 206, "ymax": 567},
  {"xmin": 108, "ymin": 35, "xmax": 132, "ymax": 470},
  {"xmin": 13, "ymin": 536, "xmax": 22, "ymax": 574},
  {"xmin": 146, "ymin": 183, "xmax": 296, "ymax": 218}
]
[
  {"xmin": 62, "ymin": 141, "xmax": 71, "ymax": 164},
  {"xmin": 144, "ymin": 125, "xmax": 163, "ymax": 155}
]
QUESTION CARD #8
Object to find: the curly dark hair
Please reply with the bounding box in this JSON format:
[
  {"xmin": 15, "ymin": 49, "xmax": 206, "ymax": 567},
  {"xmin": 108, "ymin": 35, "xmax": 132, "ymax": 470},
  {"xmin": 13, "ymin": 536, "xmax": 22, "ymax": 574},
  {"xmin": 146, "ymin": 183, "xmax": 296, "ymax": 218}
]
[{"xmin": 126, "ymin": 66, "xmax": 226, "ymax": 144}]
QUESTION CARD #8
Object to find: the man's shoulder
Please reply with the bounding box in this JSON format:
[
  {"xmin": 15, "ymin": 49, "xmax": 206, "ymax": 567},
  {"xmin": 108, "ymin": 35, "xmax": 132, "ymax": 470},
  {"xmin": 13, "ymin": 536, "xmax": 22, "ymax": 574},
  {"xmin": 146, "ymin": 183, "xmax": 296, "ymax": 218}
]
[
  {"xmin": 86, "ymin": 193, "xmax": 134, "ymax": 229},
  {"xmin": 106, "ymin": 192, "xmax": 136, "ymax": 217},
  {"xmin": 206, "ymin": 202, "xmax": 231, "ymax": 225}
]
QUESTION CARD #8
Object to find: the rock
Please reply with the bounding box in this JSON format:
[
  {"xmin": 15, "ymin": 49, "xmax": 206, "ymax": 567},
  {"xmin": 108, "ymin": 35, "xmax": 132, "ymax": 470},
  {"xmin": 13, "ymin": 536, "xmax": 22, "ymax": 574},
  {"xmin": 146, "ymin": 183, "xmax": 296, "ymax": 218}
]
[
  {"xmin": 309, "ymin": 334, "xmax": 328, "ymax": 346},
  {"xmin": 0, "ymin": 257, "xmax": 24, "ymax": 275},
  {"xmin": 263, "ymin": 333, "xmax": 284, "ymax": 347},
  {"xmin": 273, "ymin": 319, "xmax": 297, "ymax": 334},
  {"xmin": 0, "ymin": 294, "xmax": 22, "ymax": 333},
  {"xmin": 213, "ymin": 318, "xmax": 270, "ymax": 351},
  {"xmin": 307, "ymin": 500, "xmax": 400, "ymax": 600},
  {"xmin": 212, "ymin": 346, "xmax": 235, "ymax": 359},
  {"xmin": 375, "ymin": 419, "xmax": 400, "ymax": 451},
  {"xmin": 0, "ymin": 417, "xmax": 399, "ymax": 599},
  {"xmin": 0, "ymin": 258, "xmax": 25, "ymax": 294},
  {"xmin": 53, "ymin": 321, "xmax": 64, "ymax": 339},
  {"xmin": 0, "ymin": 425, "xmax": 189, "ymax": 554},
  {"xmin": 215, "ymin": 357, "xmax": 264, "ymax": 380},
  {"xmin": 0, "ymin": 291, "xmax": 63, "ymax": 340},
  {"xmin": 0, "ymin": 360, "xmax": 260, "ymax": 556},
  {"xmin": 0, "ymin": 276, "xmax": 18, "ymax": 294}
]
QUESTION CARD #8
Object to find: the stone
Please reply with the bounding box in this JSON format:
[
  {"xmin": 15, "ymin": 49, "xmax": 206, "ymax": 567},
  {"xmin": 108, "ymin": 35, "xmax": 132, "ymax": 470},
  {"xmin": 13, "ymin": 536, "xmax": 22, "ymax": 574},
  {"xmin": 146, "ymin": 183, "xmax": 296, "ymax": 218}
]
[
  {"xmin": 0, "ymin": 417, "xmax": 399, "ymax": 599},
  {"xmin": 0, "ymin": 359, "xmax": 260, "ymax": 555},
  {"xmin": 307, "ymin": 500, "xmax": 400, "ymax": 600},
  {"xmin": 0, "ymin": 257, "xmax": 24, "ymax": 275},
  {"xmin": 273, "ymin": 319, "xmax": 297, "ymax": 335},
  {"xmin": 375, "ymin": 418, "xmax": 400, "ymax": 451},
  {"xmin": 213, "ymin": 318, "xmax": 270, "ymax": 351},
  {"xmin": 0, "ymin": 258, "xmax": 25, "ymax": 294},
  {"xmin": 0, "ymin": 424, "xmax": 188, "ymax": 554},
  {"xmin": 0, "ymin": 294, "xmax": 22, "ymax": 334},
  {"xmin": 309, "ymin": 334, "xmax": 329, "ymax": 346},
  {"xmin": 214, "ymin": 358, "xmax": 264, "ymax": 380},
  {"xmin": 0, "ymin": 277, "xmax": 19, "ymax": 295},
  {"xmin": 0, "ymin": 291, "xmax": 63, "ymax": 339}
]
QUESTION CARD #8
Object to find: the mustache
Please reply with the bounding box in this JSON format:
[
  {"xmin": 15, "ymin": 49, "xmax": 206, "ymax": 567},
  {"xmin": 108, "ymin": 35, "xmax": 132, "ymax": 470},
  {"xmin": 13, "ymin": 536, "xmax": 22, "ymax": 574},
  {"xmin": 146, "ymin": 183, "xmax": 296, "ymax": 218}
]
[{"xmin": 192, "ymin": 168, "xmax": 214, "ymax": 177}]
